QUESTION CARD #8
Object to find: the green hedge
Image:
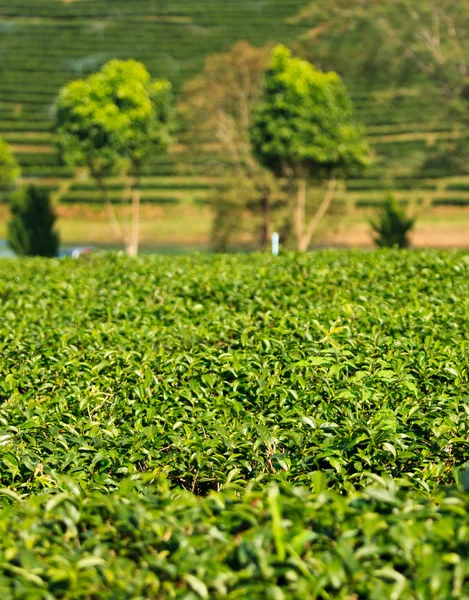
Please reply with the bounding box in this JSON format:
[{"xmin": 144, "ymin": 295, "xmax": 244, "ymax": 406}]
[
  {"xmin": 17, "ymin": 153, "xmax": 62, "ymax": 167},
  {"xmin": 347, "ymin": 180, "xmax": 436, "ymax": 191},
  {"xmin": 1, "ymin": 251, "xmax": 469, "ymax": 595},
  {"xmin": 70, "ymin": 180, "xmax": 216, "ymax": 192},
  {"xmin": 1, "ymin": 251, "xmax": 468, "ymax": 497},
  {"xmin": 21, "ymin": 166, "xmax": 74, "ymax": 177},
  {"xmin": 60, "ymin": 195, "xmax": 182, "ymax": 205},
  {"xmin": 0, "ymin": 482, "xmax": 469, "ymax": 599},
  {"xmin": 355, "ymin": 198, "xmax": 414, "ymax": 208},
  {"xmin": 446, "ymin": 182, "xmax": 469, "ymax": 191}
]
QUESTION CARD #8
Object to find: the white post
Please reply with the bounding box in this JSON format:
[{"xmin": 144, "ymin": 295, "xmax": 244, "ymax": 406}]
[{"xmin": 272, "ymin": 232, "xmax": 280, "ymax": 256}]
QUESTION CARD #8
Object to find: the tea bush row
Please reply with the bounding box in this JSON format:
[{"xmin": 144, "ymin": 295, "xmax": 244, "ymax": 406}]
[
  {"xmin": 1, "ymin": 480, "xmax": 469, "ymax": 599},
  {"xmin": 1, "ymin": 251, "xmax": 468, "ymax": 498},
  {"xmin": 1, "ymin": 250, "xmax": 469, "ymax": 597}
]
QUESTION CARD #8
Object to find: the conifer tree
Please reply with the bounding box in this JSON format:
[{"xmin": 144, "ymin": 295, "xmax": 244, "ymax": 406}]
[{"xmin": 8, "ymin": 186, "xmax": 60, "ymax": 257}]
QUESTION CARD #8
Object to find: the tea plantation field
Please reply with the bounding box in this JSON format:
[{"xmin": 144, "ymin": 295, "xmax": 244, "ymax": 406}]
[
  {"xmin": 2, "ymin": 0, "xmax": 469, "ymax": 223},
  {"xmin": 1, "ymin": 251, "xmax": 469, "ymax": 597}
]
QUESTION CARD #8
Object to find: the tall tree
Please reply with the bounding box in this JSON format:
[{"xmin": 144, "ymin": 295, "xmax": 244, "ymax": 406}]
[
  {"xmin": 56, "ymin": 59, "xmax": 172, "ymax": 257},
  {"xmin": 8, "ymin": 186, "xmax": 60, "ymax": 257},
  {"xmin": 251, "ymin": 45, "xmax": 369, "ymax": 252},
  {"xmin": 292, "ymin": 0, "xmax": 469, "ymax": 178},
  {"xmin": 180, "ymin": 42, "xmax": 286, "ymax": 251}
]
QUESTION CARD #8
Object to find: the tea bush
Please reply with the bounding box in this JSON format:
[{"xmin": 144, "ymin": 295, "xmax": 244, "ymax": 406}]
[
  {"xmin": 1, "ymin": 481, "xmax": 469, "ymax": 599},
  {"xmin": 1, "ymin": 250, "xmax": 469, "ymax": 596}
]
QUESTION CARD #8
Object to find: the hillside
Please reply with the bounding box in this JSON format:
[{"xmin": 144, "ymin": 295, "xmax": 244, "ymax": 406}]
[
  {"xmin": 0, "ymin": 1, "xmax": 309, "ymax": 184},
  {"xmin": 0, "ymin": 0, "xmax": 468, "ymax": 248}
]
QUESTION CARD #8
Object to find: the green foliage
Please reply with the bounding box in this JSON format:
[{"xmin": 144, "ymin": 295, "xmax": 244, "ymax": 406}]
[
  {"xmin": 55, "ymin": 59, "xmax": 172, "ymax": 178},
  {"xmin": 0, "ymin": 137, "xmax": 20, "ymax": 188},
  {"xmin": 251, "ymin": 45, "xmax": 369, "ymax": 179},
  {"xmin": 2, "ymin": 482, "xmax": 469, "ymax": 598},
  {"xmin": 370, "ymin": 194, "xmax": 416, "ymax": 248},
  {"xmin": 433, "ymin": 197, "xmax": 469, "ymax": 207},
  {"xmin": 7, "ymin": 185, "xmax": 59, "ymax": 257},
  {"xmin": 0, "ymin": 251, "xmax": 469, "ymax": 594},
  {"xmin": 1, "ymin": 250, "xmax": 469, "ymax": 497},
  {"xmin": 295, "ymin": 0, "xmax": 469, "ymax": 103}
]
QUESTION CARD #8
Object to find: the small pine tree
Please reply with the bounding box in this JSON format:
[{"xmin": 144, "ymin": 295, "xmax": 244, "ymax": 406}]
[
  {"xmin": 370, "ymin": 194, "xmax": 416, "ymax": 248},
  {"xmin": 7, "ymin": 186, "xmax": 60, "ymax": 257}
]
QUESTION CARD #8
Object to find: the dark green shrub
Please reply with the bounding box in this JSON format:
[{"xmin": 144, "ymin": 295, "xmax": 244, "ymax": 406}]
[
  {"xmin": 370, "ymin": 193, "xmax": 416, "ymax": 248},
  {"xmin": 7, "ymin": 185, "xmax": 60, "ymax": 257}
]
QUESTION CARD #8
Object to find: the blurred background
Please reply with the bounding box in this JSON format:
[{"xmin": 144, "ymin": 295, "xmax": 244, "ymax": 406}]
[{"xmin": 0, "ymin": 0, "xmax": 468, "ymax": 256}]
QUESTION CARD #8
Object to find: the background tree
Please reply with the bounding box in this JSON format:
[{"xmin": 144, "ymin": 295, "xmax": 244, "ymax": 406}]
[
  {"xmin": 0, "ymin": 138, "xmax": 20, "ymax": 195},
  {"xmin": 7, "ymin": 186, "xmax": 60, "ymax": 257},
  {"xmin": 370, "ymin": 194, "xmax": 416, "ymax": 249},
  {"xmin": 180, "ymin": 42, "xmax": 286, "ymax": 251},
  {"xmin": 56, "ymin": 59, "xmax": 172, "ymax": 257},
  {"xmin": 251, "ymin": 45, "xmax": 369, "ymax": 252},
  {"xmin": 293, "ymin": 1, "xmax": 469, "ymax": 109},
  {"xmin": 291, "ymin": 0, "xmax": 469, "ymax": 191},
  {"xmin": 289, "ymin": 3, "xmax": 395, "ymax": 91}
]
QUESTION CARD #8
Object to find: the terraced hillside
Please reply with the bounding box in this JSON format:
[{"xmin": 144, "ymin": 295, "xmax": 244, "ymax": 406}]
[
  {"xmin": 0, "ymin": 1, "xmax": 309, "ymax": 200},
  {"xmin": 0, "ymin": 0, "xmax": 468, "ymax": 247}
]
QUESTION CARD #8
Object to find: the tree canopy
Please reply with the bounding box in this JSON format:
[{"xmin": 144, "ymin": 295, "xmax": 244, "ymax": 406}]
[
  {"xmin": 251, "ymin": 45, "xmax": 369, "ymax": 179},
  {"xmin": 293, "ymin": 0, "xmax": 469, "ymax": 105},
  {"xmin": 56, "ymin": 59, "xmax": 172, "ymax": 176},
  {"xmin": 55, "ymin": 59, "xmax": 173, "ymax": 256}
]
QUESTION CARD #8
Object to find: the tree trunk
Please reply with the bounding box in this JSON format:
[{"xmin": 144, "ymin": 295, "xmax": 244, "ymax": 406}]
[
  {"xmin": 299, "ymin": 175, "xmax": 338, "ymax": 252},
  {"xmin": 121, "ymin": 173, "xmax": 134, "ymax": 257},
  {"xmin": 126, "ymin": 162, "xmax": 141, "ymax": 258},
  {"xmin": 94, "ymin": 174, "xmax": 127, "ymax": 246},
  {"xmin": 295, "ymin": 179, "xmax": 307, "ymax": 251}
]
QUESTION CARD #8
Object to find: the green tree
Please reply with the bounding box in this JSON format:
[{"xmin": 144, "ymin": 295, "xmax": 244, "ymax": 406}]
[
  {"xmin": 180, "ymin": 42, "xmax": 287, "ymax": 251},
  {"xmin": 56, "ymin": 59, "xmax": 172, "ymax": 256},
  {"xmin": 7, "ymin": 186, "xmax": 59, "ymax": 257},
  {"xmin": 370, "ymin": 194, "xmax": 416, "ymax": 249},
  {"xmin": 293, "ymin": 1, "xmax": 469, "ymax": 109},
  {"xmin": 251, "ymin": 45, "xmax": 369, "ymax": 252},
  {"xmin": 291, "ymin": 0, "xmax": 469, "ymax": 184},
  {"xmin": 0, "ymin": 137, "xmax": 20, "ymax": 193}
]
